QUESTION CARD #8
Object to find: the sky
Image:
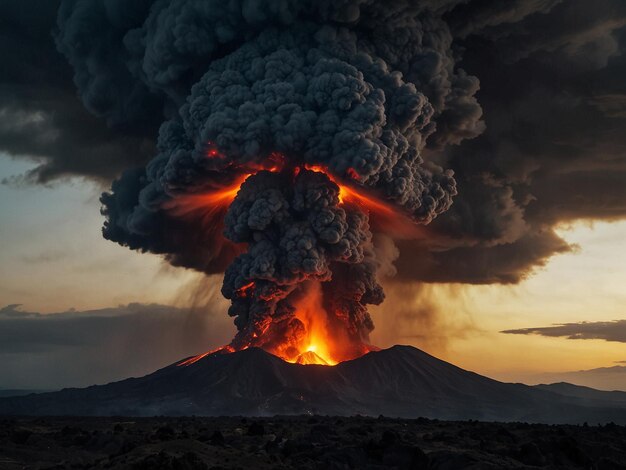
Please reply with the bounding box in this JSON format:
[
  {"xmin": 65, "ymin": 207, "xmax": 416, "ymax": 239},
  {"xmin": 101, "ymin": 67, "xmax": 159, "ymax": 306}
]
[
  {"xmin": 0, "ymin": 157, "xmax": 199, "ymax": 313},
  {"xmin": 370, "ymin": 219, "xmax": 626, "ymax": 384},
  {"xmin": 2, "ymin": 154, "xmax": 626, "ymax": 389},
  {"xmin": 1, "ymin": 0, "xmax": 626, "ymax": 391}
]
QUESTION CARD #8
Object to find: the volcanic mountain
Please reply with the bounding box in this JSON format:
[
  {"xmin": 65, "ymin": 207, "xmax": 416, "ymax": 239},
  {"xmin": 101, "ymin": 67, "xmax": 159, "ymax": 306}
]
[{"xmin": 2, "ymin": 346, "xmax": 626, "ymax": 424}]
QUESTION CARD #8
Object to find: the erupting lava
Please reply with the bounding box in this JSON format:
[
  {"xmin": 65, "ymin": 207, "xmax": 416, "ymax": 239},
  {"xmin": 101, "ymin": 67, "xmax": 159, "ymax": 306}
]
[
  {"xmin": 177, "ymin": 260, "xmax": 377, "ymax": 367},
  {"xmin": 173, "ymin": 162, "xmax": 403, "ymax": 367},
  {"xmin": 263, "ymin": 280, "xmax": 368, "ymax": 366}
]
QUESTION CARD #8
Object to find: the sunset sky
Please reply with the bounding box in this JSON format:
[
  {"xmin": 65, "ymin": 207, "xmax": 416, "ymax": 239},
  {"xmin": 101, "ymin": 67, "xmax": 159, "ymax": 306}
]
[
  {"xmin": 2, "ymin": 156, "xmax": 626, "ymax": 389},
  {"xmin": 1, "ymin": 0, "xmax": 626, "ymax": 391}
]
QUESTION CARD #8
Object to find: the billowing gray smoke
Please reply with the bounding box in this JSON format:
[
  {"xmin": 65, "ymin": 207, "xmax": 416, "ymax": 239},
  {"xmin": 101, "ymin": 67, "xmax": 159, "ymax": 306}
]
[{"xmin": 57, "ymin": 0, "xmax": 483, "ymax": 359}]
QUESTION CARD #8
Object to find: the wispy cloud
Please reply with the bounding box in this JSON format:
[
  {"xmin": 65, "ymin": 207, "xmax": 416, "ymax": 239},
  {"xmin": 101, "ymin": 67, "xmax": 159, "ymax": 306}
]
[
  {"xmin": 502, "ymin": 320, "xmax": 626, "ymax": 343},
  {"xmin": 19, "ymin": 250, "xmax": 68, "ymax": 264}
]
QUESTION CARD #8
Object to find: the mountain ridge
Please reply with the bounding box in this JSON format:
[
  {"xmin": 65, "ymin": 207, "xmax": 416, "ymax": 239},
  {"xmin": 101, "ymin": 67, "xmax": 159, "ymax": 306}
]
[{"xmin": 2, "ymin": 345, "xmax": 626, "ymax": 424}]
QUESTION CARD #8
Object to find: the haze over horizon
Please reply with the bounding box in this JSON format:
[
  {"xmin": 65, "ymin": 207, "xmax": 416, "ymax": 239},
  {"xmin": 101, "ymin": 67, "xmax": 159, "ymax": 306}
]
[{"xmin": 2, "ymin": 0, "xmax": 626, "ymax": 392}]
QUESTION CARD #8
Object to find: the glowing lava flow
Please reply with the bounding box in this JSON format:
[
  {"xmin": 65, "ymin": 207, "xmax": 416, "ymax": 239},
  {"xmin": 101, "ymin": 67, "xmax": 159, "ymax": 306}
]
[
  {"xmin": 235, "ymin": 281, "xmax": 255, "ymax": 298},
  {"xmin": 178, "ymin": 345, "xmax": 235, "ymax": 366}
]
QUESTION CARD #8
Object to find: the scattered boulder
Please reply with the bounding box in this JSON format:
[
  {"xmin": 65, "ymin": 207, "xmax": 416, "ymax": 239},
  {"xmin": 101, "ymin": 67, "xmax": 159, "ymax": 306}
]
[
  {"xmin": 517, "ymin": 442, "xmax": 545, "ymax": 466},
  {"xmin": 10, "ymin": 428, "xmax": 32, "ymax": 445},
  {"xmin": 132, "ymin": 451, "xmax": 208, "ymax": 470},
  {"xmin": 247, "ymin": 422, "xmax": 265, "ymax": 436}
]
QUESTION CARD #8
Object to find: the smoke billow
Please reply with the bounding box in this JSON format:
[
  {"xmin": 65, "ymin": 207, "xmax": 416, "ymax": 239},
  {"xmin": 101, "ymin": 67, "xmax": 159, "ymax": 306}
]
[
  {"xmin": 55, "ymin": 0, "xmax": 484, "ymax": 360},
  {"xmin": 3, "ymin": 1, "xmax": 626, "ymax": 290}
]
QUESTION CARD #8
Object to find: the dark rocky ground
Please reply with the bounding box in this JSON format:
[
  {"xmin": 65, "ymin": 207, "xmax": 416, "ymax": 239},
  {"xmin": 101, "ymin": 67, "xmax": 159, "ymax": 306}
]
[{"xmin": 1, "ymin": 416, "xmax": 625, "ymax": 469}]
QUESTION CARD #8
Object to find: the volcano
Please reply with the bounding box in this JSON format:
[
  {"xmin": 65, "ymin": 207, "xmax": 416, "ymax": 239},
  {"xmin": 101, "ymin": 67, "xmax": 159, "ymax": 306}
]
[{"xmin": 2, "ymin": 346, "xmax": 626, "ymax": 424}]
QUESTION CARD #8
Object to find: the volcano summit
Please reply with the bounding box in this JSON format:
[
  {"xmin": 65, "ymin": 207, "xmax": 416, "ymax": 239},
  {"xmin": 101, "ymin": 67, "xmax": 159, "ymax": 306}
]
[{"xmin": 3, "ymin": 346, "xmax": 626, "ymax": 424}]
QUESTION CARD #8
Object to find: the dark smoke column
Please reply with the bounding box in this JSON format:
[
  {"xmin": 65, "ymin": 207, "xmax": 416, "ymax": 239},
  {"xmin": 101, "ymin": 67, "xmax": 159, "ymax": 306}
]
[
  {"xmin": 221, "ymin": 168, "xmax": 381, "ymax": 360},
  {"xmin": 57, "ymin": 0, "xmax": 483, "ymax": 361}
]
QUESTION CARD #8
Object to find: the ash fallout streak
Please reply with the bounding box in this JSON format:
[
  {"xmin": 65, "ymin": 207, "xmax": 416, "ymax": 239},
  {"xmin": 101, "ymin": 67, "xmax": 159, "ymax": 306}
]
[{"xmin": 58, "ymin": 1, "xmax": 483, "ymax": 364}]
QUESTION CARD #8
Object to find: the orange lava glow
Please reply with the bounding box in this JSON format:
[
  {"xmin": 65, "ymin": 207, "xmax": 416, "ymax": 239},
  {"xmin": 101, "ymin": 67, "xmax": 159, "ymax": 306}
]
[
  {"xmin": 269, "ymin": 282, "xmax": 378, "ymax": 366},
  {"xmin": 235, "ymin": 281, "xmax": 255, "ymax": 298},
  {"xmin": 164, "ymin": 173, "xmax": 252, "ymax": 225},
  {"xmin": 295, "ymin": 349, "xmax": 330, "ymax": 365},
  {"xmin": 163, "ymin": 174, "xmax": 252, "ymax": 269},
  {"xmin": 285, "ymin": 281, "xmax": 339, "ymax": 366},
  {"xmin": 178, "ymin": 282, "xmax": 376, "ymax": 367}
]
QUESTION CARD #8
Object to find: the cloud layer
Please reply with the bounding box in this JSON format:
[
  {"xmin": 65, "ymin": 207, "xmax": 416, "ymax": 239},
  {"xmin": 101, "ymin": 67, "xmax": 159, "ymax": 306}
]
[
  {"xmin": 0, "ymin": 304, "xmax": 233, "ymax": 389},
  {"xmin": 502, "ymin": 320, "xmax": 626, "ymax": 343},
  {"xmin": 0, "ymin": 1, "xmax": 156, "ymax": 183}
]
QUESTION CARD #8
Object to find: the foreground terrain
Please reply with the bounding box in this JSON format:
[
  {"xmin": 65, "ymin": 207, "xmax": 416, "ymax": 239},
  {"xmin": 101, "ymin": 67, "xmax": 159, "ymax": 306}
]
[{"xmin": 1, "ymin": 415, "xmax": 625, "ymax": 469}]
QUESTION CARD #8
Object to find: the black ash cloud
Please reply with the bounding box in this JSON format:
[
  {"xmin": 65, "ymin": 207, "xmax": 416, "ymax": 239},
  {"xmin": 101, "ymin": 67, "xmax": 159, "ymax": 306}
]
[
  {"xmin": 414, "ymin": 0, "xmax": 626, "ymax": 283},
  {"xmin": 1, "ymin": 0, "xmax": 625, "ymax": 287}
]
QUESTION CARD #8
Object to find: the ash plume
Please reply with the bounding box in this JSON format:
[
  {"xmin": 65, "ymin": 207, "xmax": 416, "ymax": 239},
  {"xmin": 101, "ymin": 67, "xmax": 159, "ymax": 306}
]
[
  {"xmin": 3, "ymin": 1, "xmax": 626, "ymax": 289},
  {"xmin": 55, "ymin": 0, "xmax": 482, "ymax": 358}
]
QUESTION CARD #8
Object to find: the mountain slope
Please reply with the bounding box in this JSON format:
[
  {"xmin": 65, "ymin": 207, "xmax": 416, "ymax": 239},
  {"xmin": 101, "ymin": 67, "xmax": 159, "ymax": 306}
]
[
  {"xmin": 2, "ymin": 345, "xmax": 626, "ymax": 423},
  {"xmin": 530, "ymin": 366, "xmax": 626, "ymax": 391},
  {"xmin": 535, "ymin": 382, "xmax": 626, "ymax": 405}
]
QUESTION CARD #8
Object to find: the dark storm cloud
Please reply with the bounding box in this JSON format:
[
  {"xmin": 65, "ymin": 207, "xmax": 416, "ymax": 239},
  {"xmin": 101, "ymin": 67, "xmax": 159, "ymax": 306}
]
[
  {"xmin": 446, "ymin": 0, "xmax": 563, "ymax": 38},
  {"xmin": 2, "ymin": 0, "xmax": 626, "ymax": 285},
  {"xmin": 0, "ymin": 1, "xmax": 157, "ymax": 182},
  {"xmin": 502, "ymin": 320, "xmax": 626, "ymax": 343},
  {"xmin": 395, "ymin": 230, "xmax": 570, "ymax": 284},
  {"xmin": 0, "ymin": 304, "xmax": 233, "ymax": 389},
  {"xmin": 398, "ymin": 0, "xmax": 626, "ymax": 283}
]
